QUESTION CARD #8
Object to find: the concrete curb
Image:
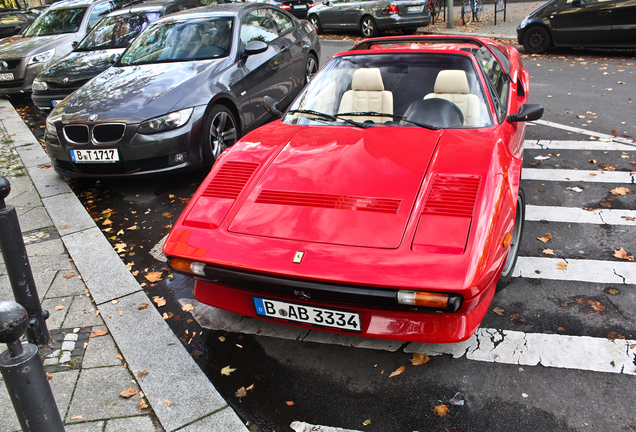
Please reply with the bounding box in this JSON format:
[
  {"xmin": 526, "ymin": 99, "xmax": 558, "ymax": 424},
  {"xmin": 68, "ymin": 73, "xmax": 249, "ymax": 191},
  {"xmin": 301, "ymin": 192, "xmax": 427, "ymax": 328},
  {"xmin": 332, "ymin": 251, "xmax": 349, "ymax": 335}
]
[{"xmin": 0, "ymin": 97, "xmax": 249, "ymax": 432}]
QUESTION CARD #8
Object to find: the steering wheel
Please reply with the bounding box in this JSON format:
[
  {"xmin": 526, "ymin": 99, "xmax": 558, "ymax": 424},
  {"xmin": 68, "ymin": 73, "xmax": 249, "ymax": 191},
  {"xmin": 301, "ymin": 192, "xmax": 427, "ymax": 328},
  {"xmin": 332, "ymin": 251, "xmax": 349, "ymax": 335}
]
[{"xmin": 403, "ymin": 98, "xmax": 464, "ymax": 128}]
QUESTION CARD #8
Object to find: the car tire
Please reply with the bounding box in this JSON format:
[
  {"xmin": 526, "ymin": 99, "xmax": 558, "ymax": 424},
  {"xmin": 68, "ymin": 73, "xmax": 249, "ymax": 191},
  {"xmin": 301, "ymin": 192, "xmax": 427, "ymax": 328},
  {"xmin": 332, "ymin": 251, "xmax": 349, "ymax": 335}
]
[
  {"xmin": 360, "ymin": 16, "xmax": 378, "ymax": 37},
  {"xmin": 202, "ymin": 104, "xmax": 239, "ymax": 169},
  {"xmin": 496, "ymin": 186, "xmax": 525, "ymax": 291},
  {"xmin": 309, "ymin": 15, "xmax": 322, "ymax": 34},
  {"xmin": 522, "ymin": 26, "xmax": 551, "ymax": 54},
  {"xmin": 402, "ymin": 27, "xmax": 419, "ymax": 35},
  {"xmin": 304, "ymin": 53, "xmax": 318, "ymax": 85}
]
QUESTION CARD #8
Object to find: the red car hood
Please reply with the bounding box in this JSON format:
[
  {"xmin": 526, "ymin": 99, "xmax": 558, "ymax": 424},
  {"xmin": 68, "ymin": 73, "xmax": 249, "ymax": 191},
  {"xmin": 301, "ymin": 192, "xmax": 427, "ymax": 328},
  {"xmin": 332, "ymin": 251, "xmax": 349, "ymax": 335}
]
[{"xmin": 227, "ymin": 125, "xmax": 442, "ymax": 248}]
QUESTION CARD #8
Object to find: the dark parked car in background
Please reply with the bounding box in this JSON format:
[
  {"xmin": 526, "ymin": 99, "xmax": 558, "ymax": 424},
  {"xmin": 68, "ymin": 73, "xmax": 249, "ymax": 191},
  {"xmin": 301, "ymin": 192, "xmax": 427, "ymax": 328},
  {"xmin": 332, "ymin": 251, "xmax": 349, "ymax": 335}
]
[
  {"xmin": 44, "ymin": 3, "xmax": 320, "ymax": 178},
  {"xmin": 265, "ymin": 0, "xmax": 315, "ymax": 19},
  {"xmin": 32, "ymin": 0, "xmax": 202, "ymax": 112},
  {"xmin": 517, "ymin": 0, "xmax": 636, "ymax": 54},
  {"xmin": 0, "ymin": 0, "xmax": 116, "ymax": 95},
  {"xmin": 0, "ymin": 9, "xmax": 37, "ymax": 39},
  {"xmin": 308, "ymin": 0, "xmax": 430, "ymax": 37}
]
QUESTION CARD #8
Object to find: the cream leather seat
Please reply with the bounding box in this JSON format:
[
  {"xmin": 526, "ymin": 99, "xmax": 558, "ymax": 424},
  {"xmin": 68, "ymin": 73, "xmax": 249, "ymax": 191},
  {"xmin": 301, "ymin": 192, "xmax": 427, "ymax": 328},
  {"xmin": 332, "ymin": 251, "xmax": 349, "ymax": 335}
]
[
  {"xmin": 424, "ymin": 70, "xmax": 480, "ymax": 125},
  {"xmin": 338, "ymin": 68, "xmax": 393, "ymax": 123}
]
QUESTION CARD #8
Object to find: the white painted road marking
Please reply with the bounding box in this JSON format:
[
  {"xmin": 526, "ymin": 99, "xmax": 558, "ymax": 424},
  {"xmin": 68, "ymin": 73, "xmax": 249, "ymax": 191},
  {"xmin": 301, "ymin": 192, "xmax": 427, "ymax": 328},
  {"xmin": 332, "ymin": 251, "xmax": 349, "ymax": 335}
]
[
  {"xmin": 530, "ymin": 121, "xmax": 636, "ymax": 145},
  {"xmin": 514, "ymin": 256, "xmax": 636, "ymax": 284},
  {"xmin": 291, "ymin": 422, "xmax": 362, "ymax": 432},
  {"xmin": 406, "ymin": 328, "xmax": 636, "ymax": 375},
  {"xmin": 523, "ymin": 168, "xmax": 635, "ymax": 183},
  {"xmin": 526, "ymin": 205, "xmax": 636, "ymax": 225},
  {"xmin": 525, "ymin": 139, "xmax": 636, "ymax": 151}
]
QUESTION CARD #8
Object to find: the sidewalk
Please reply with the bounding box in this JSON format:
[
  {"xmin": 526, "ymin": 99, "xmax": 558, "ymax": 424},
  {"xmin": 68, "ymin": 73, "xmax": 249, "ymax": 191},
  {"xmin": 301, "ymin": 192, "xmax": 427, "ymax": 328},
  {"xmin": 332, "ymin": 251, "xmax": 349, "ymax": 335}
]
[
  {"xmin": 0, "ymin": 5, "xmax": 543, "ymax": 430},
  {"xmin": 0, "ymin": 97, "xmax": 248, "ymax": 431}
]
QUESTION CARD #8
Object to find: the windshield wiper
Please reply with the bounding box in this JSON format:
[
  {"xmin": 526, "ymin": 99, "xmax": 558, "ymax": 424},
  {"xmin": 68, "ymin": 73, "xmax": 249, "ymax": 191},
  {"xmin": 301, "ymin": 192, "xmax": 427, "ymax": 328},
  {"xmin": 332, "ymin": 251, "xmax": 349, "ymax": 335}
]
[
  {"xmin": 287, "ymin": 109, "xmax": 368, "ymax": 129},
  {"xmin": 338, "ymin": 111, "xmax": 440, "ymax": 130}
]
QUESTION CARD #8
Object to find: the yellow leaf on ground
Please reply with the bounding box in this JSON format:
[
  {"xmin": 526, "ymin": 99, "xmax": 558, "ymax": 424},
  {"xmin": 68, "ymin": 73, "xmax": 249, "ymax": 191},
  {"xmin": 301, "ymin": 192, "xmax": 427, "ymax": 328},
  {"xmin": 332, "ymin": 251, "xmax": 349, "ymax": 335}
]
[
  {"xmin": 537, "ymin": 233, "xmax": 552, "ymax": 243},
  {"xmin": 119, "ymin": 386, "xmax": 138, "ymax": 398},
  {"xmin": 102, "ymin": 218, "xmax": 112, "ymax": 226},
  {"xmin": 433, "ymin": 404, "xmax": 449, "ymax": 417},
  {"xmin": 542, "ymin": 249, "xmax": 555, "ymax": 255},
  {"xmin": 69, "ymin": 415, "xmax": 83, "ymax": 420},
  {"xmin": 221, "ymin": 365, "xmax": 237, "ymax": 376},
  {"xmin": 137, "ymin": 369, "xmax": 149, "ymax": 379},
  {"xmin": 162, "ymin": 212, "xmax": 174, "ymax": 218},
  {"xmin": 139, "ymin": 400, "xmax": 149, "ymax": 409},
  {"xmin": 555, "ymin": 261, "xmax": 568, "ymax": 270},
  {"xmin": 126, "ymin": 225, "xmax": 139, "ymax": 231},
  {"xmin": 362, "ymin": 419, "xmax": 371, "ymax": 426},
  {"xmin": 64, "ymin": 272, "xmax": 76, "ymax": 279},
  {"xmin": 610, "ymin": 187, "xmax": 631, "ymax": 195},
  {"xmin": 607, "ymin": 288, "xmax": 620, "ymax": 295},
  {"xmin": 409, "ymin": 353, "xmax": 430, "ymax": 366},
  {"xmin": 235, "ymin": 387, "xmax": 247, "ymax": 398},
  {"xmin": 246, "ymin": 384, "xmax": 255, "ymax": 391},
  {"xmin": 138, "ymin": 303, "xmax": 150, "ymax": 310},
  {"xmin": 114, "ymin": 242, "xmax": 127, "ymax": 253},
  {"xmin": 613, "ymin": 247, "xmax": 635, "ymax": 261},
  {"xmin": 286, "ymin": 401, "xmax": 295, "ymax": 406},
  {"xmin": 89, "ymin": 328, "xmax": 108, "ymax": 338},
  {"xmin": 182, "ymin": 304, "xmax": 194, "ymax": 312},
  {"xmin": 389, "ymin": 365, "xmax": 405, "ymax": 377},
  {"xmin": 575, "ymin": 296, "xmax": 605, "ymax": 313},
  {"xmin": 54, "ymin": 305, "xmax": 64, "ymax": 311},
  {"xmin": 145, "ymin": 271, "xmax": 163, "ymax": 283},
  {"xmin": 164, "ymin": 400, "xmax": 172, "ymax": 407},
  {"xmin": 152, "ymin": 296, "xmax": 166, "ymax": 307}
]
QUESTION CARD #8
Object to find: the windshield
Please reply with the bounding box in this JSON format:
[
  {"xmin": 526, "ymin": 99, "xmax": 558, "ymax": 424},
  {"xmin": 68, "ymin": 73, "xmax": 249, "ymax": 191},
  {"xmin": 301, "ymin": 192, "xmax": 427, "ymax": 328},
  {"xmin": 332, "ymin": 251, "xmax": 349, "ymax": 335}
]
[
  {"xmin": 77, "ymin": 12, "xmax": 160, "ymax": 50},
  {"xmin": 24, "ymin": 7, "xmax": 87, "ymax": 37},
  {"xmin": 119, "ymin": 17, "xmax": 233, "ymax": 65},
  {"xmin": 285, "ymin": 53, "xmax": 493, "ymax": 129}
]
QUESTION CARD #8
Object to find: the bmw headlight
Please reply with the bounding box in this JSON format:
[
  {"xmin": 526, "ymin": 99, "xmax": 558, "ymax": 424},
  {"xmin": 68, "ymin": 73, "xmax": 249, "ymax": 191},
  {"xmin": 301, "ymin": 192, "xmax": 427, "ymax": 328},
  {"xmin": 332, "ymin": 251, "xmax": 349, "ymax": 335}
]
[
  {"xmin": 137, "ymin": 108, "xmax": 194, "ymax": 134},
  {"xmin": 32, "ymin": 79, "xmax": 48, "ymax": 91},
  {"xmin": 28, "ymin": 48, "xmax": 55, "ymax": 65}
]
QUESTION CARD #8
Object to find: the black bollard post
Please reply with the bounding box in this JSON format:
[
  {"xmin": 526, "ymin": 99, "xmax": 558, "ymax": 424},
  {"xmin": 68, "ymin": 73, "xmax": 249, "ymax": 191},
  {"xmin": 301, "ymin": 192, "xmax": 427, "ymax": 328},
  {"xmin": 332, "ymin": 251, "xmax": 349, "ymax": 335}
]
[
  {"xmin": 0, "ymin": 176, "xmax": 50, "ymax": 346},
  {"xmin": 0, "ymin": 301, "xmax": 65, "ymax": 431}
]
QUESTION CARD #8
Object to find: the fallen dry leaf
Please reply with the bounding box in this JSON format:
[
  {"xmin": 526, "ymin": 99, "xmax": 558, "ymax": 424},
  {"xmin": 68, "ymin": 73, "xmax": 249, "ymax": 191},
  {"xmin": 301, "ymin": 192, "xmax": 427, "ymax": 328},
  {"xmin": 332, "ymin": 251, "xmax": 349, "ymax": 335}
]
[
  {"xmin": 599, "ymin": 164, "xmax": 616, "ymax": 171},
  {"xmin": 137, "ymin": 369, "xmax": 149, "ymax": 380},
  {"xmin": 543, "ymin": 249, "xmax": 555, "ymax": 255},
  {"xmin": 114, "ymin": 242, "xmax": 127, "ymax": 253},
  {"xmin": 152, "ymin": 296, "xmax": 166, "ymax": 307},
  {"xmin": 389, "ymin": 365, "xmax": 405, "ymax": 377},
  {"xmin": 409, "ymin": 353, "xmax": 430, "ymax": 366},
  {"xmin": 221, "ymin": 365, "xmax": 237, "ymax": 376},
  {"xmin": 610, "ymin": 187, "xmax": 631, "ymax": 196},
  {"xmin": 575, "ymin": 296, "xmax": 605, "ymax": 313},
  {"xmin": 164, "ymin": 400, "xmax": 172, "ymax": 407},
  {"xmin": 613, "ymin": 248, "xmax": 634, "ymax": 261},
  {"xmin": 89, "ymin": 328, "xmax": 108, "ymax": 338},
  {"xmin": 46, "ymin": 372, "xmax": 53, "ymax": 379},
  {"xmin": 139, "ymin": 400, "xmax": 149, "ymax": 409},
  {"xmin": 102, "ymin": 218, "xmax": 113, "ymax": 226},
  {"xmin": 607, "ymin": 332, "xmax": 625, "ymax": 342},
  {"xmin": 606, "ymin": 288, "xmax": 620, "ymax": 295},
  {"xmin": 54, "ymin": 305, "xmax": 64, "ymax": 311},
  {"xmin": 537, "ymin": 233, "xmax": 552, "ymax": 243},
  {"xmin": 63, "ymin": 272, "xmax": 76, "ymax": 279},
  {"xmin": 126, "ymin": 225, "xmax": 139, "ymax": 231},
  {"xmin": 145, "ymin": 271, "xmax": 163, "ymax": 283},
  {"xmin": 433, "ymin": 404, "xmax": 449, "ymax": 417},
  {"xmin": 138, "ymin": 303, "xmax": 151, "ymax": 310},
  {"xmin": 119, "ymin": 386, "xmax": 138, "ymax": 398},
  {"xmin": 493, "ymin": 307, "xmax": 505, "ymax": 316},
  {"xmin": 69, "ymin": 415, "xmax": 83, "ymax": 420},
  {"xmin": 182, "ymin": 304, "xmax": 194, "ymax": 312},
  {"xmin": 235, "ymin": 387, "xmax": 247, "ymax": 398},
  {"xmin": 555, "ymin": 261, "xmax": 568, "ymax": 270},
  {"xmin": 286, "ymin": 401, "xmax": 295, "ymax": 406},
  {"xmin": 362, "ymin": 419, "xmax": 371, "ymax": 426},
  {"xmin": 246, "ymin": 384, "xmax": 254, "ymax": 391}
]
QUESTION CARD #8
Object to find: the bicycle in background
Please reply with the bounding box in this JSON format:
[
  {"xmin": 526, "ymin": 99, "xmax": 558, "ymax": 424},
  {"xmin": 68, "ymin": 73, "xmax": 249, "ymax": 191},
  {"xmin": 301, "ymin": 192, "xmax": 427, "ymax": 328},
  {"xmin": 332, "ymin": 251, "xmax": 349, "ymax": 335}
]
[
  {"xmin": 461, "ymin": 0, "xmax": 483, "ymax": 25},
  {"xmin": 428, "ymin": 0, "xmax": 444, "ymax": 24}
]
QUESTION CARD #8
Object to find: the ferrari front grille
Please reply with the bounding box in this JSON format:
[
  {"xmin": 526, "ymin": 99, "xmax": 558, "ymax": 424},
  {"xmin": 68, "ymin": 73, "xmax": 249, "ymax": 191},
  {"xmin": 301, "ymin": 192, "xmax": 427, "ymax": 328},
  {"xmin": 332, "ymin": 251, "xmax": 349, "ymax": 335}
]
[
  {"xmin": 256, "ymin": 190, "xmax": 401, "ymax": 214},
  {"xmin": 423, "ymin": 174, "xmax": 481, "ymax": 217},
  {"xmin": 202, "ymin": 161, "xmax": 260, "ymax": 200}
]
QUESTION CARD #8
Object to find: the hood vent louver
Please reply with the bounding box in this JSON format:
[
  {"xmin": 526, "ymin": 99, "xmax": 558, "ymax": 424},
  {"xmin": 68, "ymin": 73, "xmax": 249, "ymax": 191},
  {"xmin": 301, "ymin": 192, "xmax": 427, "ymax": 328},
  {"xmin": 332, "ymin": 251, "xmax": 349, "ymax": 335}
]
[
  {"xmin": 202, "ymin": 161, "xmax": 259, "ymax": 200},
  {"xmin": 422, "ymin": 174, "xmax": 481, "ymax": 217},
  {"xmin": 256, "ymin": 190, "xmax": 401, "ymax": 214}
]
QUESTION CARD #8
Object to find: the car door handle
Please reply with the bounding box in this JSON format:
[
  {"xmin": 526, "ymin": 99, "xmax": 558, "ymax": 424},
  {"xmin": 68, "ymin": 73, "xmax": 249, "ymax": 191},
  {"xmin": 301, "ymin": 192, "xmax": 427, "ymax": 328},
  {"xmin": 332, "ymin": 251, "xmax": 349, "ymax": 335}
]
[
  {"xmin": 281, "ymin": 45, "xmax": 288, "ymax": 52},
  {"xmin": 598, "ymin": 9, "xmax": 611, "ymax": 15}
]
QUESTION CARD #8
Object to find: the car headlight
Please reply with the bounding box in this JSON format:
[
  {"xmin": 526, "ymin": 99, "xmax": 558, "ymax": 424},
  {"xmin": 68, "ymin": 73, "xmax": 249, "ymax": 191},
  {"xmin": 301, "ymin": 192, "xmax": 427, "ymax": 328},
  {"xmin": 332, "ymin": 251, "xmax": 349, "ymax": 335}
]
[
  {"xmin": 137, "ymin": 108, "xmax": 194, "ymax": 134},
  {"xmin": 28, "ymin": 48, "xmax": 55, "ymax": 65},
  {"xmin": 32, "ymin": 79, "xmax": 48, "ymax": 91},
  {"xmin": 45, "ymin": 117, "xmax": 57, "ymax": 138}
]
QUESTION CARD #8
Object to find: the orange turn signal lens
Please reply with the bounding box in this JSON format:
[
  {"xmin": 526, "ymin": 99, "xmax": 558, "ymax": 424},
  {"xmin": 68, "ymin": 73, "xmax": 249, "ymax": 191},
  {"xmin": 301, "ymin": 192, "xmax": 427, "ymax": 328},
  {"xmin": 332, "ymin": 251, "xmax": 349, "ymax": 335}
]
[
  {"xmin": 169, "ymin": 258, "xmax": 205, "ymax": 276},
  {"xmin": 502, "ymin": 233, "xmax": 512, "ymax": 247},
  {"xmin": 397, "ymin": 290, "xmax": 450, "ymax": 309}
]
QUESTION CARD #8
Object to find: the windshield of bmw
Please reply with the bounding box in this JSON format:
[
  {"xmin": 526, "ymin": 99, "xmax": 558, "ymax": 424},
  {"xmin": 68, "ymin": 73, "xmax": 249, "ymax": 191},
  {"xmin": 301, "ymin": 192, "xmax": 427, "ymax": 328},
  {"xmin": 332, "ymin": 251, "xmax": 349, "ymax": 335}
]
[
  {"xmin": 77, "ymin": 13, "xmax": 160, "ymax": 50},
  {"xmin": 24, "ymin": 7, "xmax": 87, "ymax": 37},
  {"xmin": 284, "ymin": 53, "xmax": 493, "ymax": 129},
  {"xmin": 118, "ymin": 17, "xmax": 233, "ymax": 65}
]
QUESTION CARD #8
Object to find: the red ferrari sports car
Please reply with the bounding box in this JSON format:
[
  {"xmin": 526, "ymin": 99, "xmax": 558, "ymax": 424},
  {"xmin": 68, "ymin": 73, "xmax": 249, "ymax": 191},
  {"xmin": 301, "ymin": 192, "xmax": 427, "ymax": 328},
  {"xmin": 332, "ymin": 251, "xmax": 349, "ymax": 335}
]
[{"xmin": 163, "ymin": 35, "xmax": 543, "ymax": 343}]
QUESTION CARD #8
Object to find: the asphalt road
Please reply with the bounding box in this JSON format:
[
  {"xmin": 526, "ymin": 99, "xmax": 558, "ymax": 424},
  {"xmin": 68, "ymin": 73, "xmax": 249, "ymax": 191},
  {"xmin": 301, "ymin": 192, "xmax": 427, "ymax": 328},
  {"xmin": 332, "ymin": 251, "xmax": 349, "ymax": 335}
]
[{"xmin": 10, "ymin": 39, "xmax": 636, "ymax": 432}]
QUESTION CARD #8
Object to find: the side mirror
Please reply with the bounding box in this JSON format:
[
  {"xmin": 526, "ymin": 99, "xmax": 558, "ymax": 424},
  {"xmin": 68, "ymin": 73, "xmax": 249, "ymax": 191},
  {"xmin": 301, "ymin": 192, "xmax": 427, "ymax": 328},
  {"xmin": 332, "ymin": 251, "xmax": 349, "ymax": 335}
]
[
  {"xmin": 571, "ymin": 0, "xmax": 584, "ymax": 6},
  {"xmin": 507, "ymin": 104, "xmax": 543, "ymax": 123},
  {"xmin": 245, "ymin": 40, "xmax": 268, "ymax": 56},
  {"xmin": 264, "ymin": 96, "xmax": 283, "ymax": 118},
  {"xmin": 71, "ymin": 41, "xmax": 78, "ymax": 49}
]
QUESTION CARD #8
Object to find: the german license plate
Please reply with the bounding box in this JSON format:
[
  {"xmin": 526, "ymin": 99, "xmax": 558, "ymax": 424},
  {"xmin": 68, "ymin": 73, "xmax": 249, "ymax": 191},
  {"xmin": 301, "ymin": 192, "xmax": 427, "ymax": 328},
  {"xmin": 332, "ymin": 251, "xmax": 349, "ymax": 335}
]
[
  {"xmin": 71, "ymin": 149, "xmax": 119, "ymax": 163},
  {"xmin": 293, "ymin": 4, "xmax": 307, "ymax": 8},
  {"xmin": 254, "ymin": 297, "xmax": 361, "ymax": 332},
  {"xmin": 0, "ymin": 73, "xmax": 14, "ymax": 81},
  {"xmin": 407, "ymin": 5, "xmax": 423, "ymax": 12}
]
